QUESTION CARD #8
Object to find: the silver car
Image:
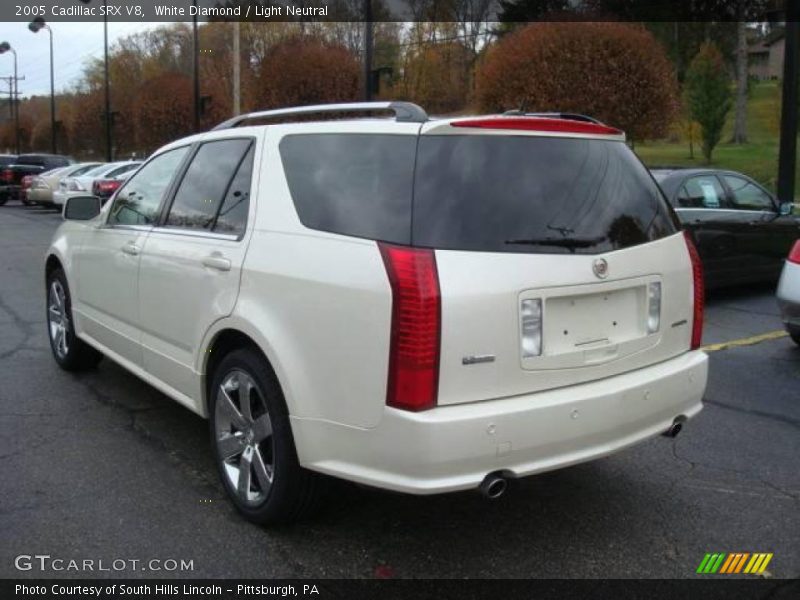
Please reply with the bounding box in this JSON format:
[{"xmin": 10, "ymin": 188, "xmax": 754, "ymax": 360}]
[{"xmin": 776, "ymin": 240, "xmax": 800, "ymax": 345}]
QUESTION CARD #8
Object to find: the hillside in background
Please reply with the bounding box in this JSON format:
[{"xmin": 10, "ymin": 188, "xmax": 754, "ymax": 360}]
[{"xmin": 636, "ymin": 81, "xmax": 786, "ymax": 193}]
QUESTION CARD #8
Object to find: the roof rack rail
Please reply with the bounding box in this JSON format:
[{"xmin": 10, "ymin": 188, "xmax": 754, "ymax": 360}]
[
  {"xmin": 212, "ymin": 101, "xmax": 428, "ymax": 130},
  {"xmin": 502, "ymin": 110, "xmax": 603, "ymax": 125}
]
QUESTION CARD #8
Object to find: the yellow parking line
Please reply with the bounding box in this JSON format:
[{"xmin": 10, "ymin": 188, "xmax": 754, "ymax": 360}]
[{"xmin": 702, "ymin": 330, "xmax": 789, "ymax": 353}]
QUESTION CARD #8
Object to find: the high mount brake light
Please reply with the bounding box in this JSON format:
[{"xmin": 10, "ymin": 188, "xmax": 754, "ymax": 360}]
[
  {"xmin": 450, "ymin": 117, "xmax": 623, "ymax": 136},
  {"xmin": 379, "ymin": 243, "xmax": 441, "ymax": 412}
]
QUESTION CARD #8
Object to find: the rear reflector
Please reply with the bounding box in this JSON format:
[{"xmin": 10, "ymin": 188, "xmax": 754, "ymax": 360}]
[
  {"xmin": 684, "ymin": 231, "xmax": 704, "ymax": 350},
  {"xmin": 450, "ymin": 117, "xmax": 623, "ymax": 136},
  {"xmin": 788, "ymin": 240, "xmax": 800, "ymax": 265},
  {"xmin": 379, "ymin": 243, "xmax": 441, "ymax": 412}
]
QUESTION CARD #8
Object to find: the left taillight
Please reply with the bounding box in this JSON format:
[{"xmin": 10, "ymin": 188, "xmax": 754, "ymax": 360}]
[
  {"xmin": 379, "ymin": 243, "xmax": 441, "ymax": 412},
  {"xmin": 1, "ymin": 168, "xmax": 11, "ymax": 183},
  {"xmin": 787, "ymin": 240, "xmax": 800, "ymax": 265},
  {"xmin": 684, "ymin": 231, "xmax": 704, "ymax": 350}
]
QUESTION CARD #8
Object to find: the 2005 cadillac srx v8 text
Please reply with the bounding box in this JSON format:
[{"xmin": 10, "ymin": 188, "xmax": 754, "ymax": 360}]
[{"xmin": 44, "ymin": 102, "xmax": 708, "ymax": 524}]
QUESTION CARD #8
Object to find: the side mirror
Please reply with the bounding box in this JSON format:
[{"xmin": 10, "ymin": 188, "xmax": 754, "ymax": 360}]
[
  {"xmin": 63, "ymin": 195, "xmax": 101, "ymax": 221},
  {"xmin": 780, "ymin": 202, "xmax": 797, "ymax": 216}
]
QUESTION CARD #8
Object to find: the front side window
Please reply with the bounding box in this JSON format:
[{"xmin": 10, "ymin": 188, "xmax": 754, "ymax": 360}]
[
  {"xmin": 165, "ymin": 138, "xmax": 253, "ymax": 235},
  {"xmin": 108, "ymin": 147, "xmax": 189, "ymax": 226},
  {"xmin": 723, "ymin": 175, "xmax": 774, "ymax": 211},
  {"xmin": 678, "ymin": 176, "xmax": 725, "ymax": 209}
]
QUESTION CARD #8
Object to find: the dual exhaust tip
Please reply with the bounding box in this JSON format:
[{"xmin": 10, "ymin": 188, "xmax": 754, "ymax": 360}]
[{"xmin": 478, "ymin": 415, "xmax": 688, "ymax": 499}]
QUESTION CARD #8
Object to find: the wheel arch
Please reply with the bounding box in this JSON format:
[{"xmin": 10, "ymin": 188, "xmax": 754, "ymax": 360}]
[
  {"xmin": 199, "ymin": 320, "xmax": 294, "ymax": 419},
  {"xmin": 45, "ymin": 253, "xmax": 64, "ymax": 282}
]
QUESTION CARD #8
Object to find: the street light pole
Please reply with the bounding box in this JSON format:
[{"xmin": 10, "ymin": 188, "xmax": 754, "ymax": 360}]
[
  {"xmin": 79, "ymin": 0, "xmax": 112, "ymax": 161},
  {"xmin": 192, "ymin": 0, "xmax": 200, "ymax": 131},
  {"xmin": 363, "ymin": 0, "xmax": 373, "ymax": 101},
  {"xmin": 29, "ymin": 17, "xmax": 56, "ymax": 154},
  {"xmin": 103, "ymin": 0, "xmax": 111, "ymax": 160},
  {"xmin": 777, "ymin": 5, "xmax": 799, "ymax": 204},
  {"xmin": 0, "ymin": 42, "xmax": 20, "ymax": 154}
]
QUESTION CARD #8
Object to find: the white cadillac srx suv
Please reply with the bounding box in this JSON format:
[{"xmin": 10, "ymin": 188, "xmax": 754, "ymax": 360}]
[{"xmin": 45, "ymin": 102, "xmax": 708, "ymax": 524}]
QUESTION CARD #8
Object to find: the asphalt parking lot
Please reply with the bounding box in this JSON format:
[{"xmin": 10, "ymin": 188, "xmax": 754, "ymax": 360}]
[{"xmin": 0, "ymin": 204, "xmax": 798, "ymax": 580}]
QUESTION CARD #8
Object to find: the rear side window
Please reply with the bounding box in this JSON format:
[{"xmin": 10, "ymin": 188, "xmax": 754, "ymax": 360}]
[
  {"xmin": 678, "ymin": 176, "xmax": 725, "ymax": 208},
  {"xmin": 17, "ymin": 155, "xmax": 44, "ymax": 167},
  {"xmin": 412, "ymin": 135, "xmax": 675, "ymax": 254},
  {"xmin": 279, "ymin": 134, "xmax": 417, "ymax": 244},
  {"xmin": 165, "ymin": 138, "xmax": 253, "ymax": 236},
  {"xmin": 107, "ymin": 163, "xmax": 139, "ymax": 178},
  {"xmin": 45, "ymin": 157, "xmax": 69, "ymax": 168}
]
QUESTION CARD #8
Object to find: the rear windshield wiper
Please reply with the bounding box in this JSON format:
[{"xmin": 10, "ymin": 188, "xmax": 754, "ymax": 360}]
[{"xmin": 503, "ymin": 236, "xmax": 606, "ymax": 252}]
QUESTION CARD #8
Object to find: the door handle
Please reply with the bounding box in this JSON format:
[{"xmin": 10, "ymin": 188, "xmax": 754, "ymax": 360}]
[
  {"xmin": 121, "ymin": 242, "xmax": 140, "ymax": 256},
  {"xmin": 202, "ymin": 255, "xmax": 231, "ymax": 271}
]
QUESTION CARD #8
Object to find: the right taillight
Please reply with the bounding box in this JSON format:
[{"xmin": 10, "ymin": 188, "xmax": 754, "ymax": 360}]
[
  {"xmin": 787, "ymin": 240, "xmax": 800, "ymax": 265},
  {"xmin": 379, "ymin": 243, "xmax": 441, "ymax": 412},
  {"xmin": 684, "ymin": 230, "xmax": 704, "ymax": 350}
]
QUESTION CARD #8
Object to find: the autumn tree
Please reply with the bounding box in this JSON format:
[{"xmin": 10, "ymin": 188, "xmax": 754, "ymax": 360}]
[
  {"xmin": 684, "ymin": 43, "xmax": 732, "ymax": 163},
  {"xmin": 258, "ymin": 37, "xmax": 360, "ymax": 108},
  {"xmin": 475, "ymin": 22, "xmax": 678, "ymax": 142},
  {"xmin": 133, "ymin": 72, "xmax": 193, "ymax": 152},
  {"xmin": 67, "ymin": 90, "xmax": 105, "ymax": 157},
  {"xmin": 400, "ymin": 41, "xmax": 473, "ymax": 113}
]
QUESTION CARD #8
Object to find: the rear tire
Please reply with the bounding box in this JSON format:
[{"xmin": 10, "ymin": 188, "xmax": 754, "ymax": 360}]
[
  {"xmin": 791, "ymin": 332, "xmax": 800, "ymax": 346},
  {"xmin": 209, "ymin": 348, "xmax": 322, "ymax": 525},
  {"xmin": 0, "ymin": 191, "xmax": 7, "ymax": 206},
  {"xmin": 46, "ymin": 268, "xmax": 103, "ymax": 371}
]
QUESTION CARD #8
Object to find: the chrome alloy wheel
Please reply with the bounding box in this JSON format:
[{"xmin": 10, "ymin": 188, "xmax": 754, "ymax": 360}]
[
  {"xmin": 214, "ymin": 370, "xmax": 275, "ymax": 506},
  {"xmin": 48, "ymin": 280, "xmax": 70, "ymax": 359}
]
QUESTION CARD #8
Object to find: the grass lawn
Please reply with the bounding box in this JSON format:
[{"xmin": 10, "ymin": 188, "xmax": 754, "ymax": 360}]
[{"xmin": 635, "ymin": 81, "xmax": 790, "ymax": 194}]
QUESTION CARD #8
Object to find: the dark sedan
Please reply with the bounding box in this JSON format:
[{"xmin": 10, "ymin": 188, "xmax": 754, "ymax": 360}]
[{"xmin": 651, "ymin": 168, "xmax": 799, "ymax": 289}]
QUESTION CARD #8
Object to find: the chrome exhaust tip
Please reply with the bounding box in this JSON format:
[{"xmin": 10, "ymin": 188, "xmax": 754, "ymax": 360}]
[
  {"xmin": 662, "ymin": 416, "xmax": 686, "ymax": 438},
  {"xmin": 479, "ymin": 472, "xmax": 508, "ymax": 499}
]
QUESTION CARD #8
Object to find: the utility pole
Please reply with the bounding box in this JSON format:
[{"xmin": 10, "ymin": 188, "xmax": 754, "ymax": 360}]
[
  {"xmin": 232, "ymin": 21, "xmax": 240, "ymax": 116},
  {"xmin": 192, "ymin": 0, "xmax": 200, "ymax": 132},
  {"xmin": 777, "ymin": 4, "xmax": 799, "ymax": 204},
  {"xmin": 363, "ymin": 0, "xmax": 373, "ymax": 101},
  {"xmin": 1, "ymin": 76, "xmax": 12, "ymax": 121},
  {"xmin": 103, "ymin": 0, "xmax": 112, "ymax": 161},
  {"xmin": 14, "ymin": 76, "xmax": 23, "ymax": 155}
]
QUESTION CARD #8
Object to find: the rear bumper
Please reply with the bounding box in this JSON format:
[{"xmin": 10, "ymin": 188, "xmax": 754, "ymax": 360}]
[
  {"xmin": 777, "ymin": 261, "xmax": 800, "ymax": 333},
  {"xmin": 0, "ymin": 185, "xmax": 21, "ymax": 197},
  {"xmin": 291, "ymin": 350, "xmax": 708, "ymax": 494}
]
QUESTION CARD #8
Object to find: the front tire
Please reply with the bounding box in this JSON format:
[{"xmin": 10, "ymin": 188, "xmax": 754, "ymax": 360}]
[
  {"xmin": 209, "ymin": 348, "xmax": 322, "ymax": 525},
  {"xmin": 46, "ymin": 269, "xmax": 103, "ymax": 371}
]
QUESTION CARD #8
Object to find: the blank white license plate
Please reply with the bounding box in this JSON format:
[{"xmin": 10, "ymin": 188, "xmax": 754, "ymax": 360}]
[{"xmin": 543, "ymin": 286, "xmax": 645, "ymax": 356}]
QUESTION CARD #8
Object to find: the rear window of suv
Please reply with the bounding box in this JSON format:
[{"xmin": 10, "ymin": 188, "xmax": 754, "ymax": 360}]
[
  {"xmin": 279, "ymin": 133, "xmax": 676, "ymax": 254},
  {"xmin": 279, "ymin": 134, "xmax": 416, "ymax": 244}
]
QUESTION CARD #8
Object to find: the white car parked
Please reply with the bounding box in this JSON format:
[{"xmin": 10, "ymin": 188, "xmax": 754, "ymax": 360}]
[
  {"xmin": 777, "ymin": 240, "xmax": 800, "ymax": 345},
  {"xmin": 45, "ymin": 102, "xmax": 708, "ymax": 524},
  {"xmin": 53, "ymin": 161, "xmax": 141, "ymax": 206}
]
